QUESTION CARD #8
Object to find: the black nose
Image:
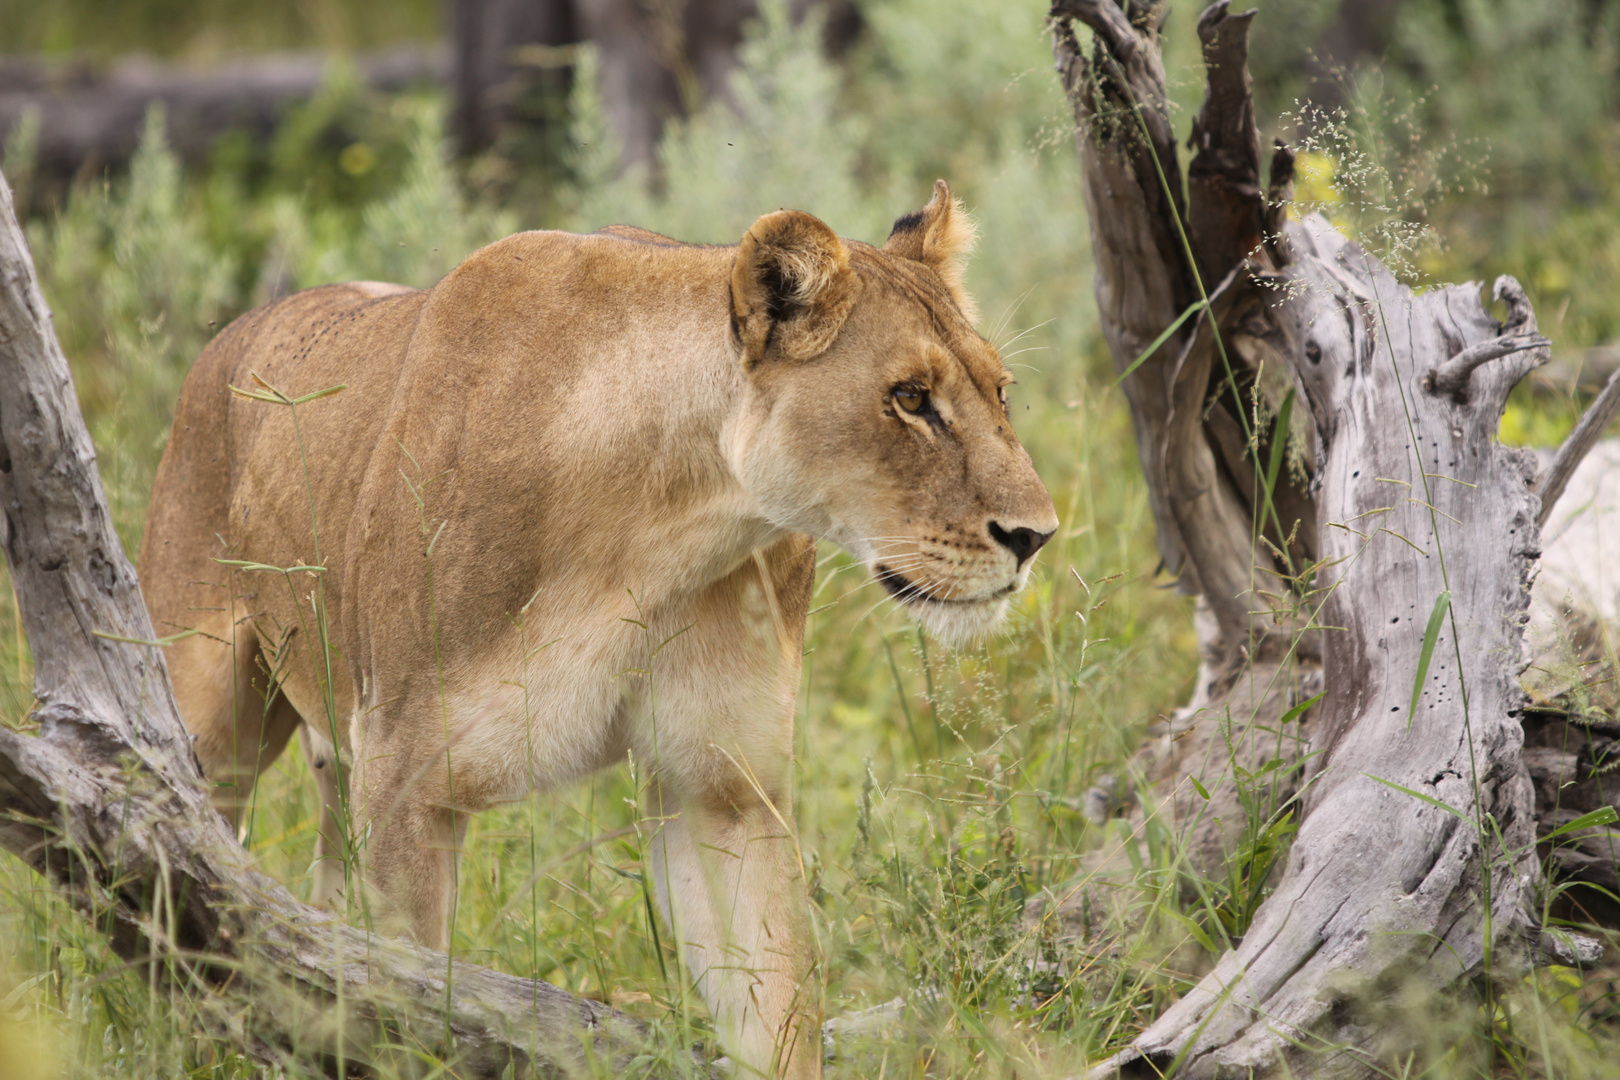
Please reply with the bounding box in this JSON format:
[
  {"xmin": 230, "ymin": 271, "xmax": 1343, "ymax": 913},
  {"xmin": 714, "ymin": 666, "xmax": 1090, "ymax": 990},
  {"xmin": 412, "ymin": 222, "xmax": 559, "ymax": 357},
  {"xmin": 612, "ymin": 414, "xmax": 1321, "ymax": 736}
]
[{"xmin": 988, "ymin": 521, "xmax": 1054, "ymax": 565}]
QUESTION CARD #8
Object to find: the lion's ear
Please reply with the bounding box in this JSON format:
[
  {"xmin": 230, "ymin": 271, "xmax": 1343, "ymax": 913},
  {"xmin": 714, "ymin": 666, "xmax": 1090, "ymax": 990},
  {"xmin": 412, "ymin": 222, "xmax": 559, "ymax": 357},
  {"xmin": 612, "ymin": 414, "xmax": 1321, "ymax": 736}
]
[
  {"xmin": 883, "ymin": 180, "xmax": 978, "ymax": 323},
  {"xmin": 731, "ymin": 210, "xmax": 863, "ymax": 368}
]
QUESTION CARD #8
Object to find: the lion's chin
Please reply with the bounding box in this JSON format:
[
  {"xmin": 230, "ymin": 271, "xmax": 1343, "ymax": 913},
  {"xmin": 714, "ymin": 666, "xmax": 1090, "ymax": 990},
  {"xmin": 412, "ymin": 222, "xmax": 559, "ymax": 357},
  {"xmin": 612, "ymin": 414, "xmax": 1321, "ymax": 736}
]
[{"xmin": 907, "ymin": 595, "xmax": 1012, "ymax": 648}]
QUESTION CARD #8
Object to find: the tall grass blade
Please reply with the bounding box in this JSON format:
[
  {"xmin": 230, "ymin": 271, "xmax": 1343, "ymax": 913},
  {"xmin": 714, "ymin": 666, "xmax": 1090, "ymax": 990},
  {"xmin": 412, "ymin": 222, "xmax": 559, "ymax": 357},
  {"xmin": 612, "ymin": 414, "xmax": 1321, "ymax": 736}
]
[
  {"xmin": 1279, "ymin": 692, "xmax": 1324, "ymax": 726},
  {"xmin": 1540, "ymin": 806, "xmax": 1619, "ymax": 845},
  {"xmin": 1409, "ymin": 590, "xmax": 1451, "ymax": 730},
  {"xmin": 1364, "ymin": 773, "xmax": 1467, "ymax": 820},
  {"xmin": 1262, "ymin": 389, "xmax": 1294, "ymax": 506},
  {"xmin": 1112, "ymin": 300, "xmax": 1207, "ymax": 386},
  {"xmin": 92, "ymin": 628, "xmax": 199, "ymax": 647}
]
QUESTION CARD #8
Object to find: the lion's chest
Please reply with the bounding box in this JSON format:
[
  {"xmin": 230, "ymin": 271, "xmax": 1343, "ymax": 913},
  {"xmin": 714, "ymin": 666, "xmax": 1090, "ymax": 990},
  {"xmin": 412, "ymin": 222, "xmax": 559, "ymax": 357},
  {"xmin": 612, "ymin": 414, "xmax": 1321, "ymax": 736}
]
[
  {"xmin": 423, "ymin": 616, "xmax": 645, "ymax": 808},
  {"xmin": 365, "ymin": 557, "xmax": 793, "ymax": 812}
]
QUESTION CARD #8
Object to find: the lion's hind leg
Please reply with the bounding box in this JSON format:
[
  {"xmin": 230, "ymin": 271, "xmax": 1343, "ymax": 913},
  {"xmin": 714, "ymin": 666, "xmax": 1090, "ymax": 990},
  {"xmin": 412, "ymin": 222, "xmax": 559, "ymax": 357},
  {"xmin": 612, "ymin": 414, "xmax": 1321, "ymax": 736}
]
[
  {"xmin": 299, "ymin": 722, "xmax": 354, "ymax": 908},
  {"xmin": 166, "ymin": 608, "xmax": 302, "ymax": 835}
]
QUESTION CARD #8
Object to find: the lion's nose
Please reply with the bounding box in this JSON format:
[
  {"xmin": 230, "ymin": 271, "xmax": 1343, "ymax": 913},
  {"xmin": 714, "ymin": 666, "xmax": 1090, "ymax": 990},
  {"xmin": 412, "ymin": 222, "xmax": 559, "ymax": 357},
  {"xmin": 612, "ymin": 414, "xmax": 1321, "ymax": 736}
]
[{"xmin": 988, "ymin": 521, "xmax": 1054, "ymax": 565}]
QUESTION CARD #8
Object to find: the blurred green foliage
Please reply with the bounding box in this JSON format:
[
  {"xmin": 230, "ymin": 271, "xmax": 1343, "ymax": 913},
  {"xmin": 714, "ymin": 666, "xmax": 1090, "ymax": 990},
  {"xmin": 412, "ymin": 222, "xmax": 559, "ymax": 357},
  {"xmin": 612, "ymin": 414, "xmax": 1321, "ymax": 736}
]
[
  {"xmin": 3, "ymin": 1, "xmax": 1620, "ymax": 1076},
  {"xmin": 0, "ymin": 0, "xmax": 439, "ymax": 60},
  {"xmin": 1250, "ymin": 0, "xmax": 1620, "ymax": 359}
]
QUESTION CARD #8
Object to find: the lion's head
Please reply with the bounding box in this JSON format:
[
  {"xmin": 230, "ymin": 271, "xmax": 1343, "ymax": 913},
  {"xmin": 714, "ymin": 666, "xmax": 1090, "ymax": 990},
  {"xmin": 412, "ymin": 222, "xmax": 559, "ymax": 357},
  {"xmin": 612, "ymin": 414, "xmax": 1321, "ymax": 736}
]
[{"xmin": 725, "ymin": 181, "xmax": 1058, "ymax": 645}]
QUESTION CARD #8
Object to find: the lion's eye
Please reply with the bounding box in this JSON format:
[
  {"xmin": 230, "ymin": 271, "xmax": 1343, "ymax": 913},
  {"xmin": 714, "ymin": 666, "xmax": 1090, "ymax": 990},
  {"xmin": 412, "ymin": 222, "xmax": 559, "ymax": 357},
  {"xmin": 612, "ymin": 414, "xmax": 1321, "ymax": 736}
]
[{"xmin": 894, "ymin": 386, "xmax": 928, "ymax": 414}]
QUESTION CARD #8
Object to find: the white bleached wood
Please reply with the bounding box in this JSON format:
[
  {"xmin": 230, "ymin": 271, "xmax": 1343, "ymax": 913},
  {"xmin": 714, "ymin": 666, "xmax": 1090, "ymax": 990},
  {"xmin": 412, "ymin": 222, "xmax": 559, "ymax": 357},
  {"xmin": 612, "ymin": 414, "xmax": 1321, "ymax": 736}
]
[
  {"xmin": 1048, "ymin": 2, "xmax": 1619, "ymax": 1075},
  {"xmin": 1097, "ymin": 221, "xmax": 1547, "ymax": 1078}
]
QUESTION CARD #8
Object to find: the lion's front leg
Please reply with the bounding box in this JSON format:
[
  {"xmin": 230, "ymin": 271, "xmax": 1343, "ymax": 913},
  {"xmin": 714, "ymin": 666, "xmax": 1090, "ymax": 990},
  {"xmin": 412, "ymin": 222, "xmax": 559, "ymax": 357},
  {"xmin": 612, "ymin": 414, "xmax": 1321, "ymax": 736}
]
[
  {"xmin": 648, "ymin": 776, "xmax": 820, "ymax": 1079},
  {"xmin": 349, "ymin": 720, "xmax": 468, "ymax": 952},
  {"xmin": 639, "ymin": 537, "xmax": 820, "ymax": 1078}
]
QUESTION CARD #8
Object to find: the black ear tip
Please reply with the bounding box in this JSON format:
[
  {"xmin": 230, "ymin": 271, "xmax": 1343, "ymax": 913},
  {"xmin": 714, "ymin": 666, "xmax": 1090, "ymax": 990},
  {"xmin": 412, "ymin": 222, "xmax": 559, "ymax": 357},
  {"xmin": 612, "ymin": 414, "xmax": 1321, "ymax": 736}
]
[{"xmin": 888, "ymin": 209, "xmax": 926, "ymax": 238}]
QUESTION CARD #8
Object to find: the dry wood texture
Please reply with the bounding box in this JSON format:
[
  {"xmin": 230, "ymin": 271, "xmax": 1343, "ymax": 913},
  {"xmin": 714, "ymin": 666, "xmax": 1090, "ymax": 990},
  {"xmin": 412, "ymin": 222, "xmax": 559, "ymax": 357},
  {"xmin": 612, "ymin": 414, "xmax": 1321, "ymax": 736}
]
[
  {"xmin": 0, "ymin": 164, "xmax": 658, "ymax": 1077},
  {"xmin": 1049, "ymin": 1, "xmax": 1614, "ymax": 1075}
]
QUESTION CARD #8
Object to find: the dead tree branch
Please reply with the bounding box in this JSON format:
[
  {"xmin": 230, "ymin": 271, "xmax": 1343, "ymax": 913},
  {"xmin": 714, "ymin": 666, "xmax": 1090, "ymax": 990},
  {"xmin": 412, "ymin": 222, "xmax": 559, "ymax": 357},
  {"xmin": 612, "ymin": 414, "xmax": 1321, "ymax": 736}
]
[{"xmin": 1534, "ymin": 364, "xmax": 1620, "ymax": 528}]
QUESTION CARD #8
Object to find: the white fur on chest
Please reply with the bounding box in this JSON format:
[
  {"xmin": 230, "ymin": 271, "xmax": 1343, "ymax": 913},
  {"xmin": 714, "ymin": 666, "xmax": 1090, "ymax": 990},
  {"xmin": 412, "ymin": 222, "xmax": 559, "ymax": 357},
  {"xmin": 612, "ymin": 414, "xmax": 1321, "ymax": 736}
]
[
  {"xmin": 441, "ymin": 614, "xmax": 642, "ymax": 807},
  {"xmin": 431, "ymin": 561, "xmax": 787, "ymax": 810}
]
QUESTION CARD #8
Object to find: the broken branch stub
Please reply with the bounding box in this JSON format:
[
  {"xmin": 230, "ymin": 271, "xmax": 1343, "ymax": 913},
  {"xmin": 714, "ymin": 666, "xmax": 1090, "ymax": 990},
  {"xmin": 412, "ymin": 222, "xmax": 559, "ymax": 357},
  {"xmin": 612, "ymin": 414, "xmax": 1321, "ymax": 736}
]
[{"xmin": 0, "ymin": 165, "xmax": 655, "ymax": 1077}]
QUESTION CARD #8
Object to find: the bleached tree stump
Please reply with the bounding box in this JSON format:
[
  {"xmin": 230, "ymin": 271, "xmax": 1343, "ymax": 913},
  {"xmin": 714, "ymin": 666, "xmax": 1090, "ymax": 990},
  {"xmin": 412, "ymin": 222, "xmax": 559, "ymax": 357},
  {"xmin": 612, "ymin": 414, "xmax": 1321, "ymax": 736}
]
[
  {"xmin": 1048, "ymin": 1, "xmax": 1614, "ymax": 1074},
  {"xmin": 0, "ymin": 164, "xmax": 661, "ymax": 1076}
]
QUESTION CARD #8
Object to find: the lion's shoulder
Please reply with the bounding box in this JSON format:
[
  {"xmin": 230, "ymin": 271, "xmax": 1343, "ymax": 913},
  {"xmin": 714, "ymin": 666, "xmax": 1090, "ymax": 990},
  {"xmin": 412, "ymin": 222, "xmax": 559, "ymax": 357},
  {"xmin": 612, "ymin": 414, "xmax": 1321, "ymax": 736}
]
[
  {"xmin": 433, "ymin": 229, "xmax": 734, "ymax": 318},
  {"xmin": 593, "ymin": 224, "xmax": 686, "ymax": 246}
]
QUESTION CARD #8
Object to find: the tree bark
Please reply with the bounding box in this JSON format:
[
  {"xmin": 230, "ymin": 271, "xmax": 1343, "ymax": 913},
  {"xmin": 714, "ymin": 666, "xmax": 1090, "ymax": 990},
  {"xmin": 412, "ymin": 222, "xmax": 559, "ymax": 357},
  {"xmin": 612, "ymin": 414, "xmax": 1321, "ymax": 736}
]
[
  {"xmin": 0, "ymin": 164, "xmax": 659, "ymax": 1076},
  {"xmin": 447, "ymin": 0, "xmax": 580, "ymax": 158},
  {"xmin": 571, "ymin": 0, "xmax": 860, "ymax": 172},
  {"xmin": 1048, "ymin": 2, "xmax": 1614, "ymax": 1074}
]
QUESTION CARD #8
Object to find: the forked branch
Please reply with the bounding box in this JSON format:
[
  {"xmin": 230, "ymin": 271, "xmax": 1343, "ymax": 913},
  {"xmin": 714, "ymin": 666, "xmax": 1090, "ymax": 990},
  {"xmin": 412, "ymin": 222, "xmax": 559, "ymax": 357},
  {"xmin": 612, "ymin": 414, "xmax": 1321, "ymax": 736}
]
[{"xmin": 1426, "ymin": 278, "xmax": 1549, "ymax": 399}]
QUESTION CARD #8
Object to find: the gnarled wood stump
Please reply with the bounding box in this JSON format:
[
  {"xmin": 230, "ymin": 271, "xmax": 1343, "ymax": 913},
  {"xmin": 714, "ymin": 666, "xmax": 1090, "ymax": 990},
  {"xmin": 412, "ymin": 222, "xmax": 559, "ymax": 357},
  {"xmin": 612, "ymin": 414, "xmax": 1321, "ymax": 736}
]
[{"xmin": 1047, "ymin": 2, "xmax": 1617, "ymax": 1074}]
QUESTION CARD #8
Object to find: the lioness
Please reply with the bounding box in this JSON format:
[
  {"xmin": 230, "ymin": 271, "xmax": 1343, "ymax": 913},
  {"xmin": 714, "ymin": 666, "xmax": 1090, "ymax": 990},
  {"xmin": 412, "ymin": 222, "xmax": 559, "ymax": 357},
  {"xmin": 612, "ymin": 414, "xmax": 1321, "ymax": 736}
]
[{"xmin": 140, "ymin": 181, "xmax": 1056, "ymax": 1077}]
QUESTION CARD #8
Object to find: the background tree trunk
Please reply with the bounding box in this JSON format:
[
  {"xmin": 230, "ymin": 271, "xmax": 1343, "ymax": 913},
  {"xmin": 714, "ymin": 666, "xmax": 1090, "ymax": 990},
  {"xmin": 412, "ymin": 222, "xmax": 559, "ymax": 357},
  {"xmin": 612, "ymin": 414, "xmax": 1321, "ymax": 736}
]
[
  {"xmin": 0, "ymin": 164, "xmax": 665, "ymax": 1077},
  {"xmin": 1047, "ymin": 2, "xmax": 1615, "ymax": 1074},
  {"xmin": 446, "ymin": 0, "xmax": 579, "ymax": 158}
]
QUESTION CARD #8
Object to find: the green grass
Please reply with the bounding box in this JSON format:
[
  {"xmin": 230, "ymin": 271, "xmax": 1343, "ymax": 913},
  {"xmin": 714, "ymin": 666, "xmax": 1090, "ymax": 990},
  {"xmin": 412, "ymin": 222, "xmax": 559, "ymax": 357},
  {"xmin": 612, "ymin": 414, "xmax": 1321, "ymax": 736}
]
[{"xmin": 4, "ymin": 1, "xmax": 1620, "ymax": 1076}]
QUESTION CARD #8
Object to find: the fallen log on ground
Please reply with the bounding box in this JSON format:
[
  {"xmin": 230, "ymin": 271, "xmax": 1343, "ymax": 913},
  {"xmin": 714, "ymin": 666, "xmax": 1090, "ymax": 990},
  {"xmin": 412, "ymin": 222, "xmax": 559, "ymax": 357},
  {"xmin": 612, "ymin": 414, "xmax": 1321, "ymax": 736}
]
[
  {"xmin": 0, "ymin": 45, "xmax": 445, "ymax": 192},
  {"xmin": 1045, "ymin": 1, "xmax": 1616, "ymax": 1074},
  {"xmin": 2, "ymin": 1, "xmax": 868, "ymax": 194},
  {"xmin": 0, "ymin": 164, "xmax": 663, "ymax": 1076}
]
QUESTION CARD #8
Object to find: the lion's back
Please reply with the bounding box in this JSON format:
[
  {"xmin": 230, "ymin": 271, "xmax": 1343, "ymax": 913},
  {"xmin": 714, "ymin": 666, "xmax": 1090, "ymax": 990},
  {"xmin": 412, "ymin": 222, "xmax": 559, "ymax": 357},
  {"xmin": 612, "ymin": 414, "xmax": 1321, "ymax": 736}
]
[{"xmin": 138, "ymin": 282, "xmax": 426, "ymax": 652}]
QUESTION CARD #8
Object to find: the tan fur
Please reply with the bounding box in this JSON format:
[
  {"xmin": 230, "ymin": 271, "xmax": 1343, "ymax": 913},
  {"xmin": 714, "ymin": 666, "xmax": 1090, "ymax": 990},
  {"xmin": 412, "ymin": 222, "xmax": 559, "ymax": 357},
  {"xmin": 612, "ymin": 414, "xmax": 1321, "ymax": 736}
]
[{"xmin": 139, "ymin": 182, "xmax": 1055, "ymax": 1078}]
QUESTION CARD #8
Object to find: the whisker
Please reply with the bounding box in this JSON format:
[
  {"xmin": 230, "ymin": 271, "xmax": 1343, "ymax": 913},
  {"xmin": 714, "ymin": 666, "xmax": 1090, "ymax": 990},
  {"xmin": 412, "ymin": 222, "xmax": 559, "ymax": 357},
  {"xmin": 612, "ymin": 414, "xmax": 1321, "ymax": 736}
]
[
  {"xmin": 821, "ymin": 561, "xmax": 936, "ymax": 608},
  {"xmin": 873, "ymin": 561, "xmax": 935, "ymax": 578},
  {"xmin": 824, "ymin": 576, "xmax": 891, "ymax": 608},
  {"xmin": 989, "ymin": 290, "xmax": 1040, "ymax": 347},
  {"xmin": 995, "ymin": 317, "xmax": 1056, "ymax": 352}
]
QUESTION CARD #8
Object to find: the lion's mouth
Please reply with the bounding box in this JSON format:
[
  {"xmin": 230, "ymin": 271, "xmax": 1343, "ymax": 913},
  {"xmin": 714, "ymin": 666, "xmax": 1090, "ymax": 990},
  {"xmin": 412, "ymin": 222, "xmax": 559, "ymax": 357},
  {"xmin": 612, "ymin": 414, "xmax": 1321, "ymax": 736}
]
[{"xmin": 874, "ymin": 564, "xmax": 1016, "ymax": 606}]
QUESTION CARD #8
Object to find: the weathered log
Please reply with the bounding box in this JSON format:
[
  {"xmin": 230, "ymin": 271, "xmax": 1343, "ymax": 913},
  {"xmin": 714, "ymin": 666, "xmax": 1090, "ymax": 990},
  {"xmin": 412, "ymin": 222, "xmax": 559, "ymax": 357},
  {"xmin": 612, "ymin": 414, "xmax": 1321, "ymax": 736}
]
[
  {"xmin": 1049, "ymin": 0, "xmax": 1198, "ymax": 608},
  {"xmin": 1048, "ymin": 2, "xmax": 1615, "ymax": 1075},
  {"xmin": 1519, "ymin": 436, "xmax": 1620, "ymax": 923},
  {"xmin": 1047, "ymin": 0, "xmax": 1324, "ymax": 913},
  {"xmin": 0, "ymin": 46, "xmax": 446, "ymax": 190},
  {"xmin": 0, "ymin": 164, "xmax": 659, "ymax": 1076},
  {"xmin": 1105, "ymin": 227, "xmax": 1548, "ymax": 1080}
]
